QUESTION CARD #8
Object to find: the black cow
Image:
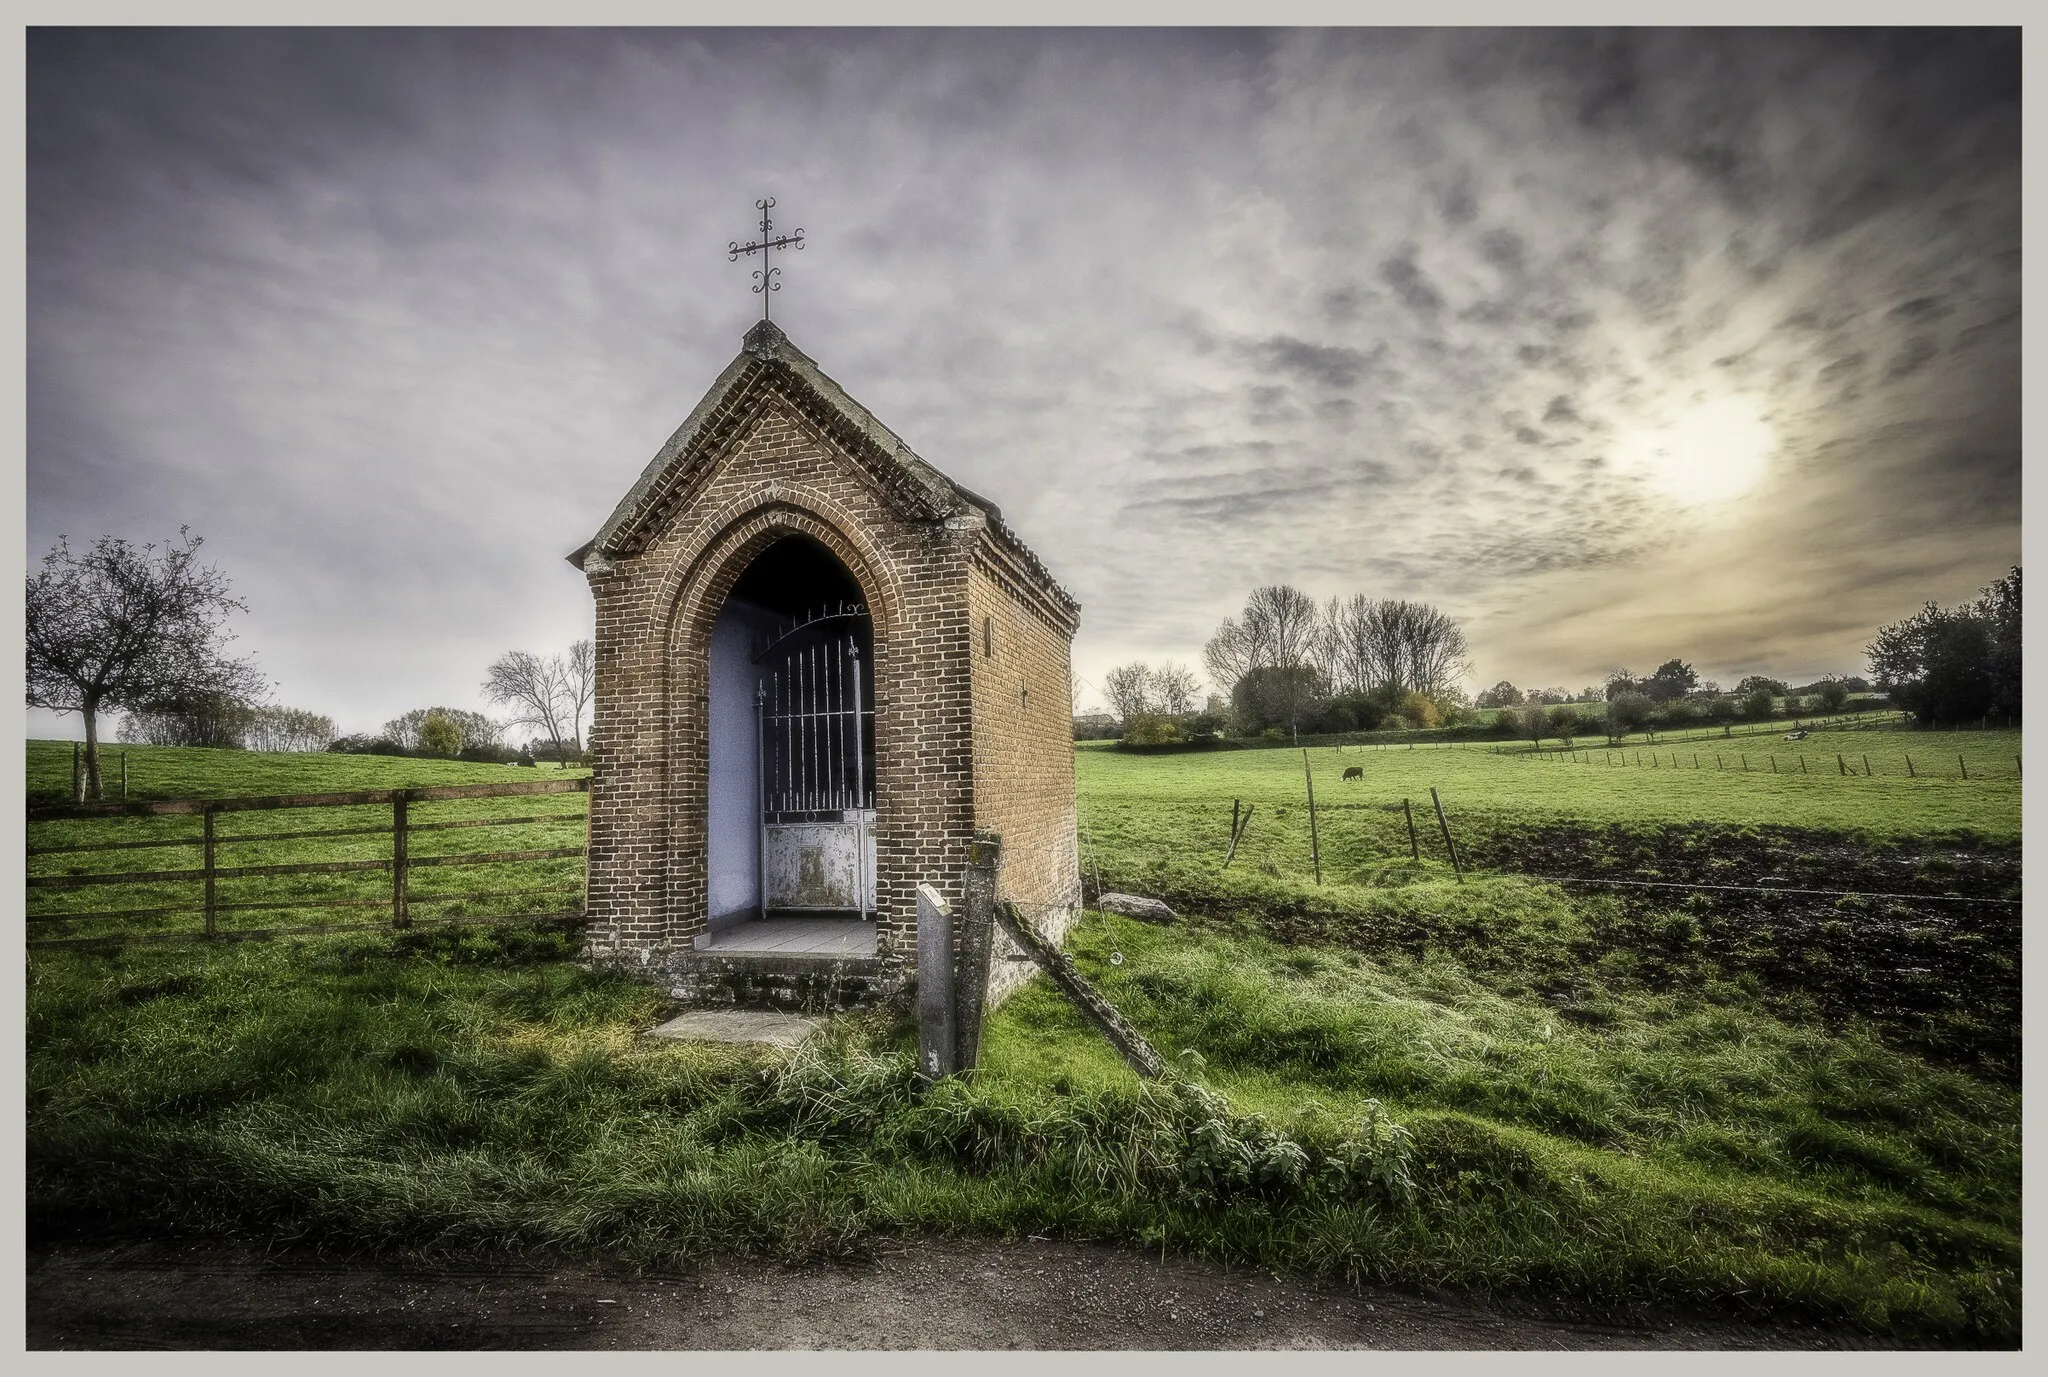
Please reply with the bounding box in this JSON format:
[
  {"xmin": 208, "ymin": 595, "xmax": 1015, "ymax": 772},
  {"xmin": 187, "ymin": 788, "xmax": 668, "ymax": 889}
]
[{"xmin": 1341, "ymin": 766, "xmax": 1364, "ymax": 781}]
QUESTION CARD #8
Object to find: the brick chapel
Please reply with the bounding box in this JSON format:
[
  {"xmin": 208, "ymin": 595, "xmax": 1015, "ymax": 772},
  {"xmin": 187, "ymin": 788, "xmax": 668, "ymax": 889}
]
[{"xmin": 567, "ymin": 318, "xmax": 1082, "ymax": 1006}]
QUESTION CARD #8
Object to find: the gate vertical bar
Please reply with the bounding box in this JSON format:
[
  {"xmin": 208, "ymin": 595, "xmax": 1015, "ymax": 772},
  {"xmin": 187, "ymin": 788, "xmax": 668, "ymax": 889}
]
[
  {"xmin": 756, "ymin": 682, "xmax": 769, "ymax": 918},
  {"xmin": 852, "ymin": 642, "xmax": 868, "ymax": 919}
]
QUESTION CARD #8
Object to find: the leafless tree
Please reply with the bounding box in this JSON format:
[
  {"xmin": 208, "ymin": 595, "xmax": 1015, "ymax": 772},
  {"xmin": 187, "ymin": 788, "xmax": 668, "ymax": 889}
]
[
  {"xmin": 1203, "ymin": 615, "xmax": 1259, "ymax": 695},
  {"xmin": 1389, "ymin": 600, "xmax": 1471, "ymax": 696},
  {"xmin": 1323, "ymin": 594, "xmax": 1386, "ymax": 693},
  {"xmin": 562, "ymin": 639, "xmax": 594, "ymax": 750},
  {"xmin": 1248, "ymin": 585, "xmax": 1322, "ymax": 675},
  {"xmin": 481, "ymin": 647, "xmax": 587, "ymax": 755},
  {"xmin": 1152, "ymin": 661, "xmax": 1202, "ymax": 715},
  {"xmin": 1101, "ymin": 662, "xmax": 1156, "ymax": 724},
  {"xmin": 26, "ymin": 529, "xmax": 266, "ymax": 800}
]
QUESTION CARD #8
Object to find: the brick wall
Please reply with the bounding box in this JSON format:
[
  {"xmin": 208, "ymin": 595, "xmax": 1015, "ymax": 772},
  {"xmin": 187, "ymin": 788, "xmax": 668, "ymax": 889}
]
[
  {"xmin": 579, "ymin": 351, "xmax": 1078, "ymax": 993},
  {"xmin": 967, "ymin": 550, "xmax": 1082, "ymax": 970}
]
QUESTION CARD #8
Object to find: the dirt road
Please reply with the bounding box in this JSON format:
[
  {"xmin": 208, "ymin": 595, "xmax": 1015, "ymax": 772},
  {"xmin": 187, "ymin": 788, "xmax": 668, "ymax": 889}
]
[{"xmin": 28, "ymin": 1235, "xmax": 1923, "ymax": 1350}]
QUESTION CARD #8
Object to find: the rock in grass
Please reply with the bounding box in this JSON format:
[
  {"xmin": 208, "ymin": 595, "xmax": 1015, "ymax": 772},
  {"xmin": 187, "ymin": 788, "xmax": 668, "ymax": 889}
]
[{"xmin": 1097, "ymin": 893, "xmax": 1177, "ymax": 924}]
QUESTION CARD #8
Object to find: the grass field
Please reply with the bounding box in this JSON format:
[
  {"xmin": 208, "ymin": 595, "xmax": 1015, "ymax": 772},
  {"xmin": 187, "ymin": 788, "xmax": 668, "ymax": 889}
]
[
  {"xmin": 22, "ymin": 738, "xmax": 2024, "ymax": 1342},
  {"xmin": 1077, "ymin": 727, "xmax": 2021, "ymax": 892},
  {"xmin": 26, "ymin": 743, "xmax": 592, "ymax": 945}
]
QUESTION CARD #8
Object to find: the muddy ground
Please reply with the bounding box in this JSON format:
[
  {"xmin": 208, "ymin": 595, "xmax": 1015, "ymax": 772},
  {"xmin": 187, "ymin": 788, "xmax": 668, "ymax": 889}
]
[
  {"xmin": 1469, "ymin": 822, "xmax": 2021, "ymax": 1078},
  {"xmin": 27, "ymin": 1235, "xmax": 1938, "ymax": 1351}
]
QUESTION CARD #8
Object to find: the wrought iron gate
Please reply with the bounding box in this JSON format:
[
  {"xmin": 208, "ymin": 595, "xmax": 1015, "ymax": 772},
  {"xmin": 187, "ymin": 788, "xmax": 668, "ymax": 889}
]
[{"xmin": 754, "ymin": 608, "xmax": 875, "ymax": 916}]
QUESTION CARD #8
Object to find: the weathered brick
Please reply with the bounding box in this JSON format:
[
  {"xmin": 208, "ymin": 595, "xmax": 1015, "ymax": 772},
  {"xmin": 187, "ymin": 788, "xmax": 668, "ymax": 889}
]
[{"xmin": 572, "ymin": 322, "xmax": 1080, "ymax": 1000}]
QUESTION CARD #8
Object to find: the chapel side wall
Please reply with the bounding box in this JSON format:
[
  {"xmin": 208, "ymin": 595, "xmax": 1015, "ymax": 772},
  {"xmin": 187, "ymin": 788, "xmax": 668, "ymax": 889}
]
[
  {"xmin": 584, "ymin": 390, "xmax": 981, "ymax": 966},
  {"xmin": 966, "ymin": 556, "xmax": 1081, "ymax": 988}
]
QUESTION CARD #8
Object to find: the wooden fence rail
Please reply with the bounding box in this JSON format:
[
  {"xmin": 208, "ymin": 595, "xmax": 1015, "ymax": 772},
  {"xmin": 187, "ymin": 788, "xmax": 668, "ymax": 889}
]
[{"xmin": 26, "ymin": 777, "xmax": 591, "ymax": 950}]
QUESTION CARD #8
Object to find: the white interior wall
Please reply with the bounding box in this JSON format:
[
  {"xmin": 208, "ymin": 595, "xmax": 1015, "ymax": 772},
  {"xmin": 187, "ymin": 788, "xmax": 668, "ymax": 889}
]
[{"xmin": 707, "ymin": 597, "xmax": 779, "ymax": 926}]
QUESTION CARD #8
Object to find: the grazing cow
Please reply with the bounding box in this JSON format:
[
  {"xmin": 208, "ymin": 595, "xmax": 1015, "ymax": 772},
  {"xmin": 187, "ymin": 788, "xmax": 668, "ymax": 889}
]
[
  {"xmin": 1342, "ymin": 766, "xmax": 1364, "ymax": 781},
  {"xmin": 1783, "ymin": 729, "xmax": 1808, "ymax": 741}
]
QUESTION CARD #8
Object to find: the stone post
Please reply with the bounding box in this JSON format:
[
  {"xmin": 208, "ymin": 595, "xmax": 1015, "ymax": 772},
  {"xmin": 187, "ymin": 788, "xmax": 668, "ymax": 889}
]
[
  {"xmin": 954, "ymin": 830, "xmax": 1002, "ymax": 1071},
  {"xmin": 916, "ymin": 882, "xmax": 957, "ymax": 1079}
]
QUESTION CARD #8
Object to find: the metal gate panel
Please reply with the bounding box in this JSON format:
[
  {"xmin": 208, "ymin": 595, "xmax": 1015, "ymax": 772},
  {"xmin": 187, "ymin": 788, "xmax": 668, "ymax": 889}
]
[
  {"xmin": 754, "ymin": 608, "xmax": 875, "ymax": 917},
  {"xmin": 764, "ymin": 812, "xmax": 875, "ymax": 911}
]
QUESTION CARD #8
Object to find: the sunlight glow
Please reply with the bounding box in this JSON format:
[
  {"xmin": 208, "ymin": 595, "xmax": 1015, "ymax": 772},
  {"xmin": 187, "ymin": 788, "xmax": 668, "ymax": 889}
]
[{"xmin": 1615, "ymin": 398, "xmax": 1777, "ymax": 505}]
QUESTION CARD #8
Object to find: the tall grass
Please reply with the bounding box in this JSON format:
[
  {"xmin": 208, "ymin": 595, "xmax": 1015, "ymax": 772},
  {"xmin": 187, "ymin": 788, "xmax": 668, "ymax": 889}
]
[{"xmin": 27, "ymin": 910, "xmax": 2019, "ymax": 1342}]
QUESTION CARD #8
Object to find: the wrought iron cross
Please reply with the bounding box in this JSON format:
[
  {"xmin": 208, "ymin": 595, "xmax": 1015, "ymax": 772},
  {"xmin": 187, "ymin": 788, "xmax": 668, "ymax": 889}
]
[{"xmin": 727, "ymin": 197, "xmax": 804, "ymax": 320}]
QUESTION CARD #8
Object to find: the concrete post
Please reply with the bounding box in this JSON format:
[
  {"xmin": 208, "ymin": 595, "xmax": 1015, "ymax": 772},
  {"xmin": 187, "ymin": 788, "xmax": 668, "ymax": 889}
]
[{"xmin": 916, "ymin": 882, "xmax": 957, "ymax": 1079}]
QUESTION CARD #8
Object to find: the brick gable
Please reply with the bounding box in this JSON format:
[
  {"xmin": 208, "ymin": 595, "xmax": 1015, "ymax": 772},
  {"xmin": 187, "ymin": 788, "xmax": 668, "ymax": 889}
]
[{"xmin": 572, "ymin": 322, "xmax": 1080, "ymax": 997}]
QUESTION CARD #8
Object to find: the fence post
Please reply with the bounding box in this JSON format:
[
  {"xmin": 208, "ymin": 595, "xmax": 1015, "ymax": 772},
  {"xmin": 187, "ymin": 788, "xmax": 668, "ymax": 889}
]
[
  {"xmin": 72, "ymin": 742, "xmax": 82, "ymax": 804},
  {"xmin": 1959, "ymin": 755, "xmax": 1969, "ymax": 780},
  {"xmin": 121, "ymin": 751, "xmax": 128, "ymax": 800},
  {"xmin": 391, "ymin": 791, "xmax": 411, "ymax": 929},
  {"xmin": 1906, "ymin": 754, "xmax": 1915, "ymax": 778},
  {"xmin": 1302, "ymin": 751, "xmax": 1322, "ymax": 886},
  {"xmin": 1403, "ymin": 797, "xmax": 1419, "ymax": 861},
  {"xmin": 1223, "ymin": 804, "xmax": 1253, "ymax": 869},
  {"xmin": 1837, "ymin": 754, "xmax": 1847, "ymax": 776},
  {"xmin": 916, "ymin": 883, "xmax": 957, "ymax": 1080},
  {"xmin": 1429, "ymin": 787, "xmax": 1463, "ymax": 882},
  {"xmin": 1863, "ymin": 754, "xmax": 1872, "ymax": 777},
  {"xmin": 954, "ymin": 831, "xmax": 1001, "ymax": 1072},
  {"xmin": 198, "ymin": 805, "xmax": 218, "ymax": 938}
]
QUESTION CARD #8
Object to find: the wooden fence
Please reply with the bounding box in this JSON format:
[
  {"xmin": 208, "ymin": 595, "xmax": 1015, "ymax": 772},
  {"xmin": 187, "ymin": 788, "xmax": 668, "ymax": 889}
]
[{"xmin": 26, "ymin": 777, "xmax": 590, "ymax": 950}]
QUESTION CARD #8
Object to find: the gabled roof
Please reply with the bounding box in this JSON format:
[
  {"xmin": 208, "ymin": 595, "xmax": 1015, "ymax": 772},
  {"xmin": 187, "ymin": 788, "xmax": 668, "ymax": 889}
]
[{"xmin": 568, "ymin": 320, "xmax": 1078, "ymax": 625}]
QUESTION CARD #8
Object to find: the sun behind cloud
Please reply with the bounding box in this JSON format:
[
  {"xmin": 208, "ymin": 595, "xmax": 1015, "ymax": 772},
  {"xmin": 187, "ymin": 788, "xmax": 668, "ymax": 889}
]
[{"xmin": 1615, "ymin": 397, "xmax": 1778, "ymax": 506}]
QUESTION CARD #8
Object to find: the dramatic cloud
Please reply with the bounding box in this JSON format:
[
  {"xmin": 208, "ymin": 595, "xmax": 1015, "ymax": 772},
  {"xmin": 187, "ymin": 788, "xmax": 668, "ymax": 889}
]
[{"xmin": 26, "ymin": 28, "xmax": 2019, "ymax": 728}]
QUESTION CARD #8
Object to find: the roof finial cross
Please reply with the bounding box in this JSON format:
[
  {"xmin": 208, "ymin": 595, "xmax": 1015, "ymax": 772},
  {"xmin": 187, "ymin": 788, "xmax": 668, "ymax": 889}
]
[{"xmin": 727, "ymin": 196, "xmax": 804, "ymax": 322}]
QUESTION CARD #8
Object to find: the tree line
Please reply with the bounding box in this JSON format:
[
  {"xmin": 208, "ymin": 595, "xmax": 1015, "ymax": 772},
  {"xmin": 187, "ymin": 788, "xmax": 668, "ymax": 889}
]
[
  {"xmin": 25, "ymin": 528, "xmax": 598, "ymax": 799},
  {"xmin": 1092, "ymin": 585, "xmax": 1479, "ymax": 745}
]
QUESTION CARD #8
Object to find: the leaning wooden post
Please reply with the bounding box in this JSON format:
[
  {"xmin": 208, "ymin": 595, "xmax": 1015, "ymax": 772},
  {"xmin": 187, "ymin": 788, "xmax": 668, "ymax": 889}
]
[
  {"xmin": 1837, "ymin": 753, "xmax": 1847, "ymax": 776},
  {"xmin": 120, "ymin": 750, "xmax": 128, "ymax": 800},
  {"xmin": 995, "ymin": 902, "xmax": 1164, "ymax": 1079},
  {"xmin": 916, "ymin": 883, "xmax": 957, "ymax": 1080},
  {"xmin": 1222, "ymin": 804, "xmax": 1253, "ymax": 869},
  {"xmin": 71, "ymin": 742, "xmax": 82, "ymax": 804},
  {"xmin": 1230, "ymin": 798, "xmax": 1240, "ymax": 853},
  {"xmin": 1429, "ymin": 787, "xmax": 1463, "ymax": 882},
  {"xmin": 202, "ymin": 805, "xmax": 218, "ymax": 939},
  {"xmin": 1862, "ymin": 754, "xmax": 1872, "ymax": 777},
  {"xmin": 1905, "ymin": 754, "xmax": 1915, "ymax": 778},
  {"xmin": 1302, "ymin": 751, "xmax": 1322, "ymax": 886},
  {"xmin": 1402, "ymin": 797, "xmax": 1419, "ymax": 861},
  {"xmin": 1959, "ymin": 754, "xmax": 1969, "ymax": 780},
  {"xmin": 954, "ymin": 831, "xmax": 1001, "ymax": 1072},
  {"xmin": 391, "ymin": 790, "xmax": 411, "ymax": 929}
]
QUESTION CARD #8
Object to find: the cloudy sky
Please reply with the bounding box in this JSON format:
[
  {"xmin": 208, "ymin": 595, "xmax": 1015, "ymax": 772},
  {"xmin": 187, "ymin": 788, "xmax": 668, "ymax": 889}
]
[{"xmin": 26, "ymin": 27, "xmax": 2020, "ymax": 733}]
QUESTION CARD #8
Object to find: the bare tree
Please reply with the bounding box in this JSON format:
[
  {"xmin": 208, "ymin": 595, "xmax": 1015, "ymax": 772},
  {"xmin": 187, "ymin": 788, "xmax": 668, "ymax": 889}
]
[
  {"xmin": 1152, "ymin": 661, "xmax": 1202, "ymax": 715},
  {"xmin": 1389, "ymin": 600, "xmax": 1471, "ymax": 696},
  {"xmin": 1203, "ymin": 615, "xmax": 1260, "ymax": 695},
  {"xmin": 1100, "ymin": 662, "xmax": 1156, "ymax": 724},
  {"xmin": 561, "ymin": 639, "xmax": 595, "ymax": 750},
  {"xmin": 26, "ymin": 529, "xmax": 266, "ymax": 800},
  {"xmin": 481, "ymin": 647, "xmax": 584, "ymax": 755},
  {"xmin": 1323, "ymin": 594, "xmax": 1384, "ymax": 693}
]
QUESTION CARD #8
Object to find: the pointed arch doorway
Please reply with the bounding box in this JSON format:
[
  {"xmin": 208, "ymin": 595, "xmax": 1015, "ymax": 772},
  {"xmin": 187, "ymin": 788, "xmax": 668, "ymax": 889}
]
[{"xmin": 702, "ymin": 533, "xmax": 877, "ymax": 955}]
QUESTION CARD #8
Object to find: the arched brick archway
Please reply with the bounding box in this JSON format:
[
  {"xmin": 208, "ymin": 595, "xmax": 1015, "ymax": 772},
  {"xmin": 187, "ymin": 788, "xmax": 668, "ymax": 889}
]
[{"xmin": 656, "ymin": 498, "xmax": 906, "ymax": 949}]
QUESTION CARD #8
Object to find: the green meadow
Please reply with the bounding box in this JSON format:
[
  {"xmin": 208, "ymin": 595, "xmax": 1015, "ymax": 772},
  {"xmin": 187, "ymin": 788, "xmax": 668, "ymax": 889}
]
[{"xmin": 22, "ymin": 736, "xmax": 2023, "ymax": 1342}]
